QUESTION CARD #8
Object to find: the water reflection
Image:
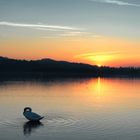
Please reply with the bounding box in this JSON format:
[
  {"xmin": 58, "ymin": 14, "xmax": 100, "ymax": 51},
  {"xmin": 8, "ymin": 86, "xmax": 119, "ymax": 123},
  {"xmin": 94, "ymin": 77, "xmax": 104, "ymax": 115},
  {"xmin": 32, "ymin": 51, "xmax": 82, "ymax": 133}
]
[
  {"xmin": 0, "ymin": 78, "xmax": 140, "ymax": 140},
  {"xmin": 23, "ymin": 121, "xmax": 43, "ymax": 136}
]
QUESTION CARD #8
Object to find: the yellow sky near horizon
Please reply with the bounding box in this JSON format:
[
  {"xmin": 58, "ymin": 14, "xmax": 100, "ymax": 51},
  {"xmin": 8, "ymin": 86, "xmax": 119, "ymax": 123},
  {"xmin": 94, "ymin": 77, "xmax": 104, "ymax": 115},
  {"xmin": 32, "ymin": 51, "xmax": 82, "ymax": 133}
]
[{"xmin": 0, "ymin": 36, "xmax": 140, "ymax": 67}]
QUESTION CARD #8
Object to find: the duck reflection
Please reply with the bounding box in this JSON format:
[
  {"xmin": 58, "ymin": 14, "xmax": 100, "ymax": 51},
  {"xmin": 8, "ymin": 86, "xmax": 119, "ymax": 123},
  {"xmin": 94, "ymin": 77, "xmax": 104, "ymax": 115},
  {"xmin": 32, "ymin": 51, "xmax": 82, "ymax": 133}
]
[{"xmin": 23, "ymin": 121, "xmax": 43, "ymax": 136}]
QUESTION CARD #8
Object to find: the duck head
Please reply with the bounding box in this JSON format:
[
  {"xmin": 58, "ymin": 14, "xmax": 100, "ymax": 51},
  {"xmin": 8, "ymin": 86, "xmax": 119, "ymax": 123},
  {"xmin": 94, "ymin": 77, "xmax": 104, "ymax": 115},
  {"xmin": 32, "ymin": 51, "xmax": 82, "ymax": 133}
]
[{"xmin": 24, "ymin": 107, "xmax": 32, "ymax": 113}]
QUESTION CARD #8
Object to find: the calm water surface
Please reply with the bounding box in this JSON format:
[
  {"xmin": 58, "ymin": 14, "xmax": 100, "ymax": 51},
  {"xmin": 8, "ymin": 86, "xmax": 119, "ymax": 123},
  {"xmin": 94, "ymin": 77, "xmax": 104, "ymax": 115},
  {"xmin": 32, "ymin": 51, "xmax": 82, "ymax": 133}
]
[{"xmin": 0, "ymin": 78, "xmax": 140, "ymax": 140}]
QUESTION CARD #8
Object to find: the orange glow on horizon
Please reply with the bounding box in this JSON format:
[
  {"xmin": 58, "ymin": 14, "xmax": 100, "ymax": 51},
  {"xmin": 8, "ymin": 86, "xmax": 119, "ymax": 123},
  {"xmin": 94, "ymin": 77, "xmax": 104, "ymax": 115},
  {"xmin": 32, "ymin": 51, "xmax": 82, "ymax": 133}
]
[
  {"xmin": 75, "ymin": 53, "xmax": 115, "ymax": 66},
  {"xmin": 0, "ymin": 36, "xmax": 140, "ymax": 67}
]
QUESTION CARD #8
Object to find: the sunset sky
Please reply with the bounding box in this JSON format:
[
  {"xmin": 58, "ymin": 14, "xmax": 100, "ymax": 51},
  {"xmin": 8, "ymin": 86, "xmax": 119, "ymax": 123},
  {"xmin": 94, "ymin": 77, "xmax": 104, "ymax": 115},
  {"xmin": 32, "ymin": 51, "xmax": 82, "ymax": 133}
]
[{"xmin": 0, "ymin": 0, "xmax": 140, "ymax": 67}]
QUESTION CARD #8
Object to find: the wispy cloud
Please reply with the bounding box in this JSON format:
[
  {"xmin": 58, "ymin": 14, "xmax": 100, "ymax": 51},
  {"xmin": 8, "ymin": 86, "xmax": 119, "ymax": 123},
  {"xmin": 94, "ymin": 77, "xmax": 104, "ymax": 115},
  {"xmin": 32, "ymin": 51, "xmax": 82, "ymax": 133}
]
[
  {"xmin": 90, "ymin": 0, "xmax": 140, "ymax": 7},
  {"xmin": 0, "ymin": 21, "xmax": 101, "ymax": 39},
  {"xmin": 59, "ymin": 31, "xmax": 83, "ymax": 37},
  {"xmin": 33, "ymin": 27, "xmax": 60, "ymax": 32},
  {"xmin": 75, "ymin": 51, "xmax": 125, "ymax": 58},
  {"xmin": 58, "ymin": 31, "xmax": 101, "ymax": 38},
  {"xmin": 0, "ymin": 21, "xmax": 79, "ymax": 31}
]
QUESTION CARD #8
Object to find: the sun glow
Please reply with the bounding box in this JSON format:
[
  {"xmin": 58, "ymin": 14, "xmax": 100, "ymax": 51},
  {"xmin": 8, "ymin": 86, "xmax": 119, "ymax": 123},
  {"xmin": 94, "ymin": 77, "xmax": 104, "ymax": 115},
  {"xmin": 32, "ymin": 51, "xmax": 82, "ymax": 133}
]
[
  {"xmin": 87, "ymin": 54, "xmax": 113, "ymax": 65},
  {"xmin": 1, "ymin": 37, "xmax": 140, "ymax": 67},
  {"xmin": 75, "ymin": 52, "xmax": 115, "ymax": 66}
]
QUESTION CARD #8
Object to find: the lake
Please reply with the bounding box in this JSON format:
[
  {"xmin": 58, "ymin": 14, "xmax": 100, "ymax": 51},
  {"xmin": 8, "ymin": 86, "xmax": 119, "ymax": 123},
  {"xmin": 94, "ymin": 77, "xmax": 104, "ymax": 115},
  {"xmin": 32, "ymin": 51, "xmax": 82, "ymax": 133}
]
[{"xmin": 0, "ymin": 78, "xmax": 140, "ymax": 140}]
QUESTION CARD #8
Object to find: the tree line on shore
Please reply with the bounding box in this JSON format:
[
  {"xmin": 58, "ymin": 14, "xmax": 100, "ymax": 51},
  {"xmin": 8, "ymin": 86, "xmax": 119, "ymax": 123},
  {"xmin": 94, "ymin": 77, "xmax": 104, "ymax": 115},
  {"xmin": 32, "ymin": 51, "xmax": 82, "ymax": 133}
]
[{"xmin": 0, "ymin": 56, "xmax": 140, "ymax": 78}]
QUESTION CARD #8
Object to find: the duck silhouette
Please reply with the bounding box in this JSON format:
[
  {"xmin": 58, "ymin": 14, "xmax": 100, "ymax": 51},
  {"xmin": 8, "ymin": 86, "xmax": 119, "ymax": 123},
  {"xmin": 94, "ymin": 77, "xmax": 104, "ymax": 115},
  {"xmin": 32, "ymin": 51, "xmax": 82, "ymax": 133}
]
[{"xmin": 23, "ymin": 107, "xmax": 44, "ymax": 121}]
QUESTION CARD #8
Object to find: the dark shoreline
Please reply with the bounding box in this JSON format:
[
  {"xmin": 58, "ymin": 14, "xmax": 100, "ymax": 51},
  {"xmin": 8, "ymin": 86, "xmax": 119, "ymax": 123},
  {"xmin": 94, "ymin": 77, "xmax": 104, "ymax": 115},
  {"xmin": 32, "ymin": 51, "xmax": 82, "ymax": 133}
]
[
  {"xmin": 0, "ymin": 72, "xmax": 140, "ymax": 82},
  {"xmin": 0, "ymin": 56, "xmax": 140, "ymax": 81}
]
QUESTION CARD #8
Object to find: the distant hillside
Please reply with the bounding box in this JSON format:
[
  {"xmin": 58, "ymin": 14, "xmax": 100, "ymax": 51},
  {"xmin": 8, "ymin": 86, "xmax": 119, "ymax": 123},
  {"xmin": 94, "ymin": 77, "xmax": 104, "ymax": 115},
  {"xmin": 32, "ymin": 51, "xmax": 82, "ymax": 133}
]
[
  {"xmin": 0, "ymin": 56, "xmax": 98, "ymax": 73},
  {"xmin": 0, "ymin": 56, "xmax": 140, "ymax": 78}
]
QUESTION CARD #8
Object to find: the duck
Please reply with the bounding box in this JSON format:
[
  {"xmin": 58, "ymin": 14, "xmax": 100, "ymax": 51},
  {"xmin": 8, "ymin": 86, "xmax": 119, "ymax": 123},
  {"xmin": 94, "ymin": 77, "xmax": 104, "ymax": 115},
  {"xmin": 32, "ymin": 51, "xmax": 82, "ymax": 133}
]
[{"xmin": 23, "ymin": 107, "xmax": 44, "ymax": 121}]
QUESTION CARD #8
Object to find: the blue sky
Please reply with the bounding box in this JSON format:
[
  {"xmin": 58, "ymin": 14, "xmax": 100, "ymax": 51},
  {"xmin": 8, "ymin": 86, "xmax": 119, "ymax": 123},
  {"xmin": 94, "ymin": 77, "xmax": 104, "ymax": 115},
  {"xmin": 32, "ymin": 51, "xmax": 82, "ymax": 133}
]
[{"xmin": 0, "ymin": 0, "xmax": 140, "ymax": 39}]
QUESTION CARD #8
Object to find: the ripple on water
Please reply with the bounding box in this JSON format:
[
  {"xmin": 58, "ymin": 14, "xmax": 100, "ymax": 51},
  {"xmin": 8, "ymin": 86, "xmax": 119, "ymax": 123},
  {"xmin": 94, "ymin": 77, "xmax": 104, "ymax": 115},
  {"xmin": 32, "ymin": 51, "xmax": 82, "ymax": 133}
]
[
  {"xmin": 0, "ymin": 114, "xmax": 79, "ymax": 130},
  {"xmin": 2, "ymin": 113, "xmax": 140, "ymax": 139},
  {"xmin": 0, "ymin": 118, "xmax": 23, "ymax": 128},
  {"xmin": 42, "ymin": 114, "xmax": 79, "ymax": 128}
]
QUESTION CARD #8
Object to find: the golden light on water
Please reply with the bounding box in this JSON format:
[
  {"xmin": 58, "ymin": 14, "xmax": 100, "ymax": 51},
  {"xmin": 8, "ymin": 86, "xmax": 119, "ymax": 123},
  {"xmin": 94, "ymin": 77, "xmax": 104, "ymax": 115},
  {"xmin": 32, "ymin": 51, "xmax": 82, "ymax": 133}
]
[
  {"xmin": 0, "ymin": 78, "xmax": 140, "ymax": 116},
  {"xmin": 97, "ymin": 77, "xmax": 101, "ymax": 93}
]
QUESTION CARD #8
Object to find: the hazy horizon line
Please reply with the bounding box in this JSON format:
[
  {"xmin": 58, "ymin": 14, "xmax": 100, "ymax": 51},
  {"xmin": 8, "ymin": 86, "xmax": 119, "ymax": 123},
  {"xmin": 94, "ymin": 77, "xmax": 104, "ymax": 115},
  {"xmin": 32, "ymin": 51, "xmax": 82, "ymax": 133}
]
[{"xmin": 0, "ymin": 55, "xmax": 139, "ymax": 68}]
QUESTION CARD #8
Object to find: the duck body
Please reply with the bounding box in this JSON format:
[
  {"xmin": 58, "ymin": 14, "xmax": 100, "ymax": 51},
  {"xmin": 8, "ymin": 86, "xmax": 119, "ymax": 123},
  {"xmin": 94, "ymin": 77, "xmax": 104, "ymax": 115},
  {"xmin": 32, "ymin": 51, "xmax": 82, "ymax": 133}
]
[{"xmin": 23, "ymin": 107, "xmax": 44, "ymax": 121}]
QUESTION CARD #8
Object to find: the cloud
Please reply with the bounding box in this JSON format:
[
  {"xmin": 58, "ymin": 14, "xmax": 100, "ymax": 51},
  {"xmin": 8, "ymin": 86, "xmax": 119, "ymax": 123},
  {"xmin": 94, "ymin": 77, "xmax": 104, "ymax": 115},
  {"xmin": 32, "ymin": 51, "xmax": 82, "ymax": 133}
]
[
  {"xmin": 0, "ymin": 21, "xmax": 101, "ymax": 39},
  {"xmin": 0, "ymin": 21, "xmax": 79, "ymax": 31},
  {"xmin": 58, "ymin": 31, "xmax": 101, "ymax": 38},
  {"xmin": 75, "ymin": 51, "xmax": 125, "ymax": 58},
  {"xmin": 90, "ymin": 0, "xmax": 140, "ymax": 7},
  {"xmin": 33, "ymin": 27, "xmax": 60, "ymax": 31},
  {"xmin": 59, "ymin": 31, "xmax": 83, "ymax": 37}
]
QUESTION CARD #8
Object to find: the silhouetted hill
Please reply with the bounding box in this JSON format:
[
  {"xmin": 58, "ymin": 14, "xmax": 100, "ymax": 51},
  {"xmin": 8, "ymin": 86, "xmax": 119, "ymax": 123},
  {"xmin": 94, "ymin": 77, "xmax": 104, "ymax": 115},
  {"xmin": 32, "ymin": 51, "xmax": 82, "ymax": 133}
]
[
  {"xmin": 0, "ymin": 56, "xmax": 140, "ymax": 78},
  {"xmin": 0, "ymin": 56, "xmax": 98, "ymax": 74}
]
